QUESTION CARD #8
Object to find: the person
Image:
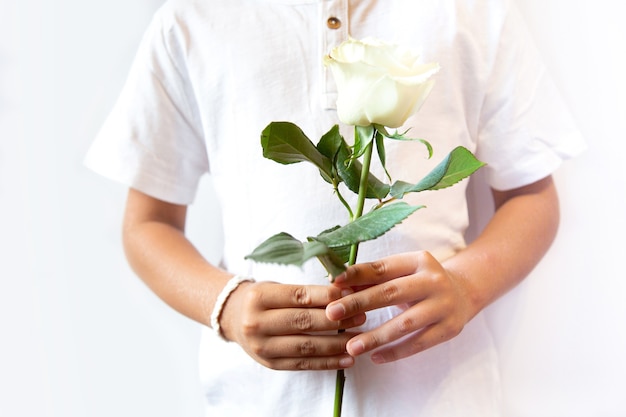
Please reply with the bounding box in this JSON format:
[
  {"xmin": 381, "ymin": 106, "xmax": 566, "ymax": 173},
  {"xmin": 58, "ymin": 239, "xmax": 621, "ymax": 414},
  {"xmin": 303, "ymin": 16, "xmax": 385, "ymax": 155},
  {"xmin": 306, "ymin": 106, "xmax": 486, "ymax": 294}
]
[{"xmin": 85, "ymin": 0, "xmax": 585, "ymax": 415}]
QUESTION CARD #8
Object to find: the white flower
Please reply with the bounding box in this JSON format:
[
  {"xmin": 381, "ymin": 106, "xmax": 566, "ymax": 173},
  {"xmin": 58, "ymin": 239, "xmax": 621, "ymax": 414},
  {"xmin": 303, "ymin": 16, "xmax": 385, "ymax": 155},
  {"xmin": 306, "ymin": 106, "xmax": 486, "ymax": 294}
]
[{"xmin": 324, "ymin": 37, "xmax": 440, "ymax": 128}]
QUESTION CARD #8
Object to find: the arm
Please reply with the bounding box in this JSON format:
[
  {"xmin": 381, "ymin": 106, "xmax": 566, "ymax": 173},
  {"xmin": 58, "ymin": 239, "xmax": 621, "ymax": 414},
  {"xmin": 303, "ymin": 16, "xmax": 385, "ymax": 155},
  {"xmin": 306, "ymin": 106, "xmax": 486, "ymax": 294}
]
[
  {"xmin": 123, "ymin": 188, "xmax": 363, "ymax": 370},
  {"xmin": 325, "ymin": 175, "xmax": 559, "ymax": 363}
]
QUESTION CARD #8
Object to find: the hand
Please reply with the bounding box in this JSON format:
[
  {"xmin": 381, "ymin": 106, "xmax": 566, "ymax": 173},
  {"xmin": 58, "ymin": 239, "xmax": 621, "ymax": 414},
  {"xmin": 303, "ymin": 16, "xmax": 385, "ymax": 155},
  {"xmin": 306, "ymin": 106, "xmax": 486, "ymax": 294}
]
[
  {"xmin": 220, "ymin": 281, "xmax": 366, "ymax": 371},
  {"xmin": 325, "ymin": 251, "xmax": 474, "ymax": 364}
]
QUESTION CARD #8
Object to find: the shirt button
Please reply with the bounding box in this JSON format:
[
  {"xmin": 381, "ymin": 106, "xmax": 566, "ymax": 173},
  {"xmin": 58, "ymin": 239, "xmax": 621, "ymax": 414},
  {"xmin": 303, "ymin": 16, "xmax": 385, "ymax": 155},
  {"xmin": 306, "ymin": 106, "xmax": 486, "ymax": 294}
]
[{"xmin": 326, "ymin": 16, "xmax": 342, "ymax": 30}]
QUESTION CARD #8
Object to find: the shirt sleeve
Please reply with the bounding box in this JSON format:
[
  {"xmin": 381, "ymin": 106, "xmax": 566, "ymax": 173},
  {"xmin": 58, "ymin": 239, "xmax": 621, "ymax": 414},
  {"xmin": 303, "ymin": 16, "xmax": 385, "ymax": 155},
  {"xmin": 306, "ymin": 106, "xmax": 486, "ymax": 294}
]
[
  {"xmin": 476, "ymin": 4, "xmax": 586, "ymax": 191},
  {"xmin": 84, "ymin": 8, "xmax": 209, "ymax": 205}
]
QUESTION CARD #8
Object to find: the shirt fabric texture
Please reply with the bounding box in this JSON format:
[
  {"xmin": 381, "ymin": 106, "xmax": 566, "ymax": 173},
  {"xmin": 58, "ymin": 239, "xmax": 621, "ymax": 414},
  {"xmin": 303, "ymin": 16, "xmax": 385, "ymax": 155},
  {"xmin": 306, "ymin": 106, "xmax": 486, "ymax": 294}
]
[{"xmin": 85, "ymin": 0, "xmax": 585, "ymax": 416}]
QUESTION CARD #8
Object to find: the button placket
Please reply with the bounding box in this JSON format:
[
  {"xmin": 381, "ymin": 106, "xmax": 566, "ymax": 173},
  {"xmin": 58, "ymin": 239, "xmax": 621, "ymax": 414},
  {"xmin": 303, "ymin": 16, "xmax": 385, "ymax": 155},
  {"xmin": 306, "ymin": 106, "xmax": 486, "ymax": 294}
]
[{"xmin": 319, "ymin": 0, "xmax": 349, "ymax": 109}]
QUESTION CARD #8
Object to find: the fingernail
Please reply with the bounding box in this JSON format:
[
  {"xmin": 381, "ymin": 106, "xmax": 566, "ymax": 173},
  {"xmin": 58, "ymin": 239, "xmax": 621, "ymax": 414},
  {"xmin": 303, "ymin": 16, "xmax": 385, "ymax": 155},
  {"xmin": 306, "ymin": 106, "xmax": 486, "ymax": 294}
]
[
  {"xmin": 348, "ymin": 339, "xmax": 365, "ymax": 356},
  {"xmin": 326, "ymin": 303, "xmax": 345, "ymax": 320},
  {"xmin": 339, "ymin": 356, "xmax": 354, "ymax": 368},
  {"xmin": 333, "ymin": 272, "xmax": 346, "ymax": 283},
  {"xmin": 371, "ymin": 353, "xmax": 385, "ymax": 364}
]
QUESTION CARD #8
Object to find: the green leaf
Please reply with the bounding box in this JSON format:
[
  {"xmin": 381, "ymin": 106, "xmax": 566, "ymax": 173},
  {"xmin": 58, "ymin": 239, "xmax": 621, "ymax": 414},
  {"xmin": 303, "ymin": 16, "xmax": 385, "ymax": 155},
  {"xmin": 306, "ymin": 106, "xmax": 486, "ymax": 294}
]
[
  {"xmin": 375, "ymin": 124, "xmax": 433, "ymax": 159},
  {"xmin": 335, "ymin": 139, "xmax": 390, "ymax": 199},
  {"xmin": 375, "ymin": 131, "xmax": 392, "ymax": 182},
  {"xmin": 307, "ymin": 237, "xmax": 348, "ymax": 279},
  {"xmin": 316, "ymin": 125, "xmax": 389, "ymax": 199},
  {"xmin": 374, "ymin": 124, "xmax": 408, "ymax": 139},
  {"xmin": 317, "ymin": 125, "xmax": 343, "ymax": 161},
  {"xmin": 315, "ymin": 202, "xmax": 423, "ymax": 248},
  {"xmin": 316, "ymin": 253, "xmax": 347, "ymax": 280},
  {"xmin": 244, "ymin": 232, "xmax": 329, "ymax": 266},
  {"xmin": 315, "ymin": 125, "xmax": 390, "ymax": 199},
  {"xmin": 244, "ymin": 232, "xmax": 347, "ymax": 279},
  {"xmin": 351, "ymin": 125, "xmax": 376, "ymax": 161},
  {"xmin": 390, "ymin": 146, "xmax": 485, "ymax": 198},
  {"xmin": 314, "ymin": 226, "xmax": 352, "ymax": 264},
  {"xmin": 261, "ymin": 122, "xmax": 333, "ymax": 182}
]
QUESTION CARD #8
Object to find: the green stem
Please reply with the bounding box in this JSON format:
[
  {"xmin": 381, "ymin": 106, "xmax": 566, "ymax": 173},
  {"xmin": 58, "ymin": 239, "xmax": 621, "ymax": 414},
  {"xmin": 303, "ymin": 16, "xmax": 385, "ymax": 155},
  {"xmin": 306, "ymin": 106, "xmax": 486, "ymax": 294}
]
[
  {"xmin": 348, "ymin": 135, "xmax": 375, "ymax": 264},
  {"xmin": 334, "ymin": 127, "xmax": 376, "ymax": 417},
  {"xmin": 333, "ymin": 369, "xmax": 345, "ymax": 417},
  {"xmin": 373, "ymin": 196, "xmax": 397, "ymax": 211},
  {"xmin": 333, "ymin": 179, "xmax": 354, "ymax": 219}
]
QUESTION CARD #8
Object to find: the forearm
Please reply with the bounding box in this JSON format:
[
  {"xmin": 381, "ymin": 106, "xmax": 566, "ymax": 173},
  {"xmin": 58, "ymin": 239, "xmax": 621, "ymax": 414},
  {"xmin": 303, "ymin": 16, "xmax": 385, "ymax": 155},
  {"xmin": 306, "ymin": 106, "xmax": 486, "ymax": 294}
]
[
  {"xmin": 123, "ymin": 190, "xmax": 232, "ymax": 326},
  {"xmin": 443, "ymin": 176, "xmax": 560, "ymax": 318}
]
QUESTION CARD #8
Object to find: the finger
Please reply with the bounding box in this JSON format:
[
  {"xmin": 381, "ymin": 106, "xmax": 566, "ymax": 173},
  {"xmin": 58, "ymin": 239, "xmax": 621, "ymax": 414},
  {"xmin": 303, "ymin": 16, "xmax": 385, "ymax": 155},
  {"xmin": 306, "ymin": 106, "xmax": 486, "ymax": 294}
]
[
  {"xmin": 326, "ymin": 274, "xmax": 427, "ymax": 320},
  {"xmin": 259, "ymin": 332, "xmax": 358, "ymax": 360},
  {"xmin": 262, "ymin": 353, "xmax": 356, "ymax": 371},
  {"xmin": 258, "ymin": 308, "xmax": 366, "ymax": 336},
  {"xmin": 250, "ymin": 283, "xmax": 342, "ymax": 309},
  {"xmin": 335, "ymin": 251, "xmax": 437, "ymax": 287},
  {"xmin": 344, "ymin": 301, "xmax": 440, "ymax": 357},
  {"xmin": 368, "ymin": 321, "xmax": 462, "ymax": 364}
]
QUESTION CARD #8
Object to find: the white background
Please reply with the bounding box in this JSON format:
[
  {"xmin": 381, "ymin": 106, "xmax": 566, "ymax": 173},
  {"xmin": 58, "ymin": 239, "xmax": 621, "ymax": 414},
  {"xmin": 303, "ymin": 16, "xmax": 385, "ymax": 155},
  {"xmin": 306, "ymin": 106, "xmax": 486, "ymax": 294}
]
[{"xmin": 1, "ymin": 1, "xmax": 624, "ymax": 416}]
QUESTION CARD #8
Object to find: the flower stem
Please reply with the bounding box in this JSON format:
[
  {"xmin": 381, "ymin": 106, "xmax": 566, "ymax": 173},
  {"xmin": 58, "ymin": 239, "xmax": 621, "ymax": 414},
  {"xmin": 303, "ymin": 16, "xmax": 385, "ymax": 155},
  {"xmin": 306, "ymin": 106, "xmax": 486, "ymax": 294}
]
[
  {"xmin": 333, "ymin": 370, "xmax": 345, "ymax": 417},
  {"xmin": 348, "ymin": 134, "xmax": 375, "ymax": 264},
  {"xmin": 334, "ymin": 128, "xmax": 376, "ymax": 417}
]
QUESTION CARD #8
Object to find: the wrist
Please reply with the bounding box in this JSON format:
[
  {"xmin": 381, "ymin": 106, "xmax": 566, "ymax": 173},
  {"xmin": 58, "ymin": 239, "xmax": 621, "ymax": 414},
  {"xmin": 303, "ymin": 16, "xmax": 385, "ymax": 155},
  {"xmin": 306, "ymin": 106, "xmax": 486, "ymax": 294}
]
[
  {"xmin": 210, "ymin": 275, "xmax": 255, "ymax": 342},
  {"xmin": 443, "ymin": 262, "xmax": 485, "ymax": 322}
]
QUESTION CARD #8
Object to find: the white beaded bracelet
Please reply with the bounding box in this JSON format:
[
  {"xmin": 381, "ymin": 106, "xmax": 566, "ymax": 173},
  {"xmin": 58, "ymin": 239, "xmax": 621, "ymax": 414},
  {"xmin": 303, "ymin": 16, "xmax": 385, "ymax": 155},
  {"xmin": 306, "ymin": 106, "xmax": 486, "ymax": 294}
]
[{"xmin": 210, "ymin": 275, "xmax": 255, "ymax": 341}]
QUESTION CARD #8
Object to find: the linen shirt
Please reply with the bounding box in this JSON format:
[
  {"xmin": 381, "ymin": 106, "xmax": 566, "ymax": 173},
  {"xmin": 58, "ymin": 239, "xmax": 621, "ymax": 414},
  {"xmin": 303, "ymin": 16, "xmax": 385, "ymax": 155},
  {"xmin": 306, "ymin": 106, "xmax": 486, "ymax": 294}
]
[{"xmin": 85, "ymin": 0, "xmax": 585, "ymax": 415}]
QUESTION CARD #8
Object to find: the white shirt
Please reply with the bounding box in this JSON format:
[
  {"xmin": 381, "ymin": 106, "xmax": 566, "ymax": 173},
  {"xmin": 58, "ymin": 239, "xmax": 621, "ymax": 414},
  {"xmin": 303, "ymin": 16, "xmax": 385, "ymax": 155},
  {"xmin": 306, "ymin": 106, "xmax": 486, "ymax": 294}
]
[{"xmin": 85, "ymin": 0, "xmax": 585, "ymax": 415}]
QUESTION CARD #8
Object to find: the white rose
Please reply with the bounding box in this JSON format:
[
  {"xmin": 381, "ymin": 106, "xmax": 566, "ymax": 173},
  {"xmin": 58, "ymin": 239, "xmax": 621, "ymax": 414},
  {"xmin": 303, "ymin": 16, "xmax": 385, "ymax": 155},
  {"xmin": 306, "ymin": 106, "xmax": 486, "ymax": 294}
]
[{"xmin": 324, "ymin": 37, "xmax": 440, "ymax": 128}]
